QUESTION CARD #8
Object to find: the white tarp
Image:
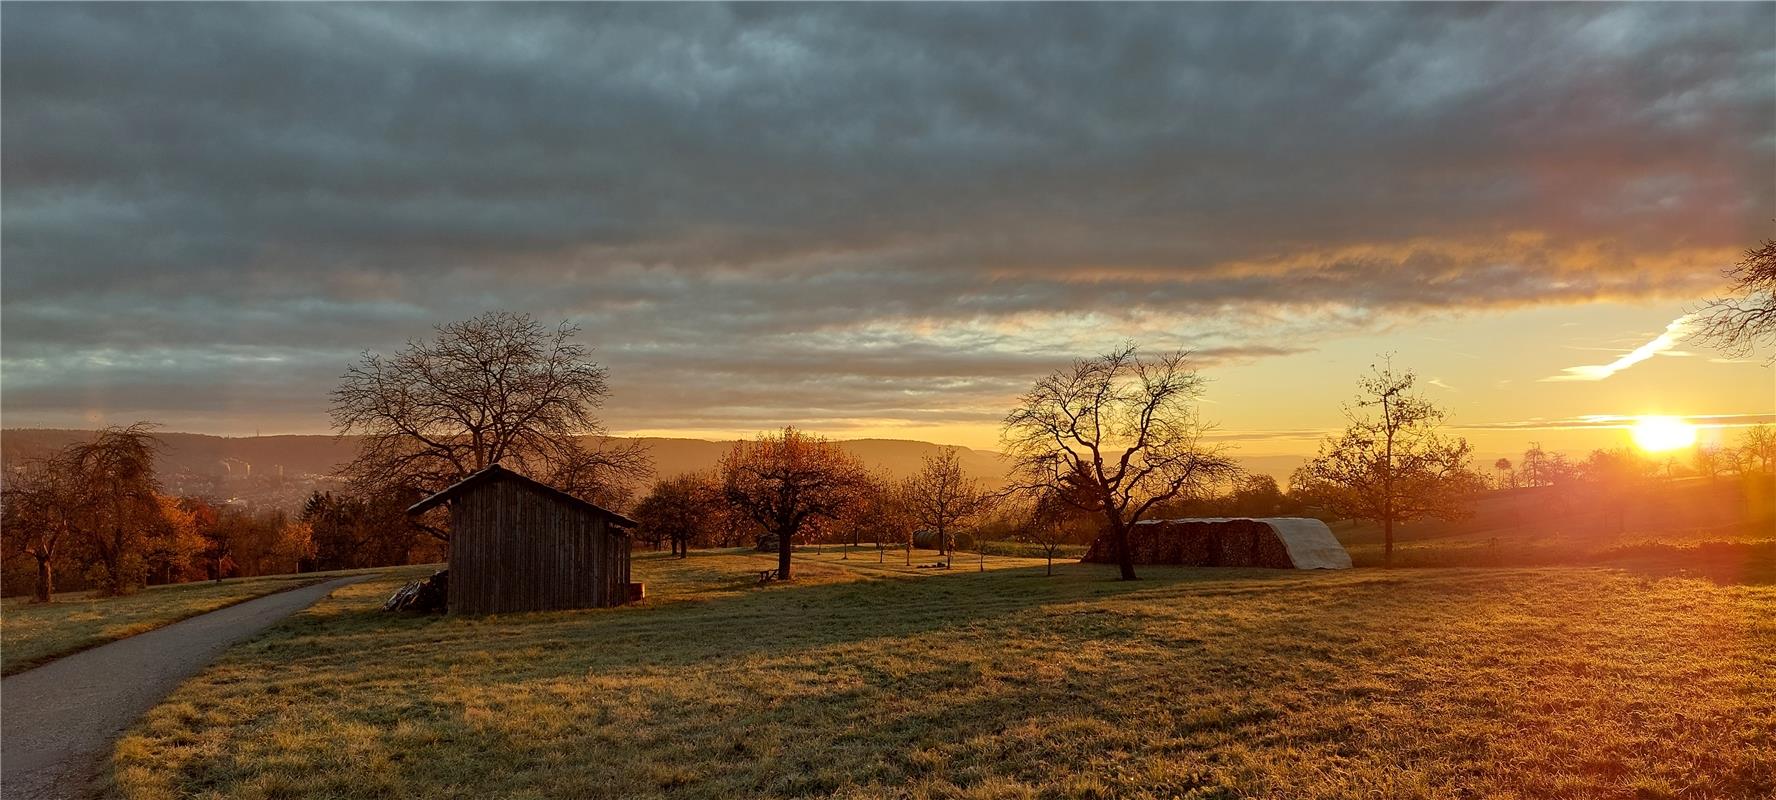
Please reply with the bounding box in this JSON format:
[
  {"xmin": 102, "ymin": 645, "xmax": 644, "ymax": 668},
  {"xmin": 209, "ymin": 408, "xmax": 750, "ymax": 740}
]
[{"xmin": 1261, "ymin": 517, "xmax": 1352, "ymax": 570}]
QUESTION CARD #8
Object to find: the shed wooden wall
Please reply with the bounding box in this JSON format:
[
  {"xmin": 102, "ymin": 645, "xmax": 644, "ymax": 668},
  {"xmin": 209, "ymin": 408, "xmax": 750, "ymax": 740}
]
[{"xmin": 447, "ymin": 479, "xmax": 631, "ymax": 614}]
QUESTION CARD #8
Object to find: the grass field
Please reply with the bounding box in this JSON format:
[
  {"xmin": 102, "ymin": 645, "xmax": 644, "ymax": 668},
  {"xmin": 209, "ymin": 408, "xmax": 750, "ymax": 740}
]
[
  {"xmin": 0, "ymin": 575, "xmax": 330, "ymax": 675},
  {"xmin": 108, "ymin": 549, "xmax": 1774, "ymax": 799},
  {"xmin": 0, "ymin": 566, "xmax": 413, "ymax": 675}
]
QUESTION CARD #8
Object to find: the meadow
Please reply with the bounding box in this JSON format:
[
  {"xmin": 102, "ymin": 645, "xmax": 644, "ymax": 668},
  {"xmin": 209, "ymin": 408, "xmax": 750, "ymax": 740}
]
[
  {"xmin": 107, "ymin": 549, "xmax": 1775, "ymax": 799},
  {"xmin": 0, "ymin": 573, "xmax": 333, "ymax": 675}
]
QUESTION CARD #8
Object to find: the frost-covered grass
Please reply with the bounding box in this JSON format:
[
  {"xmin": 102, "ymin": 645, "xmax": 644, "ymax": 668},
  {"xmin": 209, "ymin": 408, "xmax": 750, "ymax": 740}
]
[{"xmin": 111, "ymin": 550, "xmax": 1774, "ymax": 799}]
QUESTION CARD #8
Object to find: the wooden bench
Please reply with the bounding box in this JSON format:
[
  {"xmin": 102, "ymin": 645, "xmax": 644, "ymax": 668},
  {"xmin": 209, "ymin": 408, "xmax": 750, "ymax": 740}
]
[{"xmin": 757, "ymin": 568, "xmax": 779, "ymax": 585}]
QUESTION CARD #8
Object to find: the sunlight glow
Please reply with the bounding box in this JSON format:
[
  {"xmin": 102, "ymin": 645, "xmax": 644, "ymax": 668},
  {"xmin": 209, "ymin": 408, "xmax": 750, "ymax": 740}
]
[{"xmin": 1630, "ymin": 416, "xmax": 1697, "ymax": 453}]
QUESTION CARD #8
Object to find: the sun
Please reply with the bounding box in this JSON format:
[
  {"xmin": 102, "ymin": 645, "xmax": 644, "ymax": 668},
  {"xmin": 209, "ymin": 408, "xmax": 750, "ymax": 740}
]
[{"xmin": 1630, "ymin": 416, "xmax": 1697, "ymax": 453}]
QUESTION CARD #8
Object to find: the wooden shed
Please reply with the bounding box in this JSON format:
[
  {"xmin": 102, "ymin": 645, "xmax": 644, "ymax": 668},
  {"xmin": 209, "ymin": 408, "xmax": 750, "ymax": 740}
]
[{"xmin": 407, "ymin": 464, "xmax": 638, "ymax": 614}]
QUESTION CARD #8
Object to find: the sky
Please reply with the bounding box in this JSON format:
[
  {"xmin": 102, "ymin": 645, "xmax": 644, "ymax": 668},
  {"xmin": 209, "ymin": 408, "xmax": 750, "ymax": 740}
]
[{"xmin": 3, "ymin": 3, "xmax": 1773, "ymax": 462}]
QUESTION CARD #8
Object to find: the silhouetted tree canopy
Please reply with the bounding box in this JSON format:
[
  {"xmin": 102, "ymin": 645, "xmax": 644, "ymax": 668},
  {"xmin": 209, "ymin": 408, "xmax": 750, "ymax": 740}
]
[
  {"xmin": 1002, "ymin": 344, "xmax": 1240, "ymax": 581},
  {"xmin": 330, "ymin": 311, "xmax": 651, "ymax": 537}
]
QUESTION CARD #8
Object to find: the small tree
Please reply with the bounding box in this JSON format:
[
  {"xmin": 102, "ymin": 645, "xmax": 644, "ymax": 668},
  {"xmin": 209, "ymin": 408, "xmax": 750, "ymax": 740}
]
[
  {"xmin": 1226, "ymin": 474, "xmax": 1288, "ymax": 516},
  {"xmin": 719, "ymin": 427, "xmax": 866, "ymax": 581},
  {"xmin": 633, "ymin": 473, "xmax": 712, "ymax": 558},
  {"xmin": 1291, "ymin": 362, "xmax": 1482, "ymax": 567},
  {"xmin": 968, "ymin": 510, "xmax": 1020, "ymax": 572},
  {"xmin": 145, "ymin": 494, "xmax": 205, "ymax": 585},
  {"xmin": 1694, "ymin": 239, "xmax": 1776, "ymax": 362},
  {"xmin": 180, "ymin": 496, "xmax": 233, "ymax": 581},
  {"xmin": 1015, "ymin": 491, "xmax": 1093, "ymax": 576},
  {"xmin": 1494, "ymin": 458, "xmax": 1516, "ymax": 489},
  {"xmin": 901, "ymin": 447, "xmax": 997, "ymax": 568},
  {"xmin": 1003, "ymin": 345, "xmax": 1240, "ymax": 581}
]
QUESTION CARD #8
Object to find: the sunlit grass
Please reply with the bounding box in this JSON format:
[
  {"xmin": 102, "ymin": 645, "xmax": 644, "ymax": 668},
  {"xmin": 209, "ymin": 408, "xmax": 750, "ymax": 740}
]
[
  {"xmin": 0, "ymin": 566, "xmax": 426, "ymax": 675},
  {"xmin": 109, "ymin": 550, "xmax": 1775, "ymax": 799}
]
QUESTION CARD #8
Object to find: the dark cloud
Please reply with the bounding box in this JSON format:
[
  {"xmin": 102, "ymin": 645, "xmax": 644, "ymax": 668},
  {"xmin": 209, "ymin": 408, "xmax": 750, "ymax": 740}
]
[{"xmin": 3, "ymin": 3, "xmax": 1771, "ymax": 432}]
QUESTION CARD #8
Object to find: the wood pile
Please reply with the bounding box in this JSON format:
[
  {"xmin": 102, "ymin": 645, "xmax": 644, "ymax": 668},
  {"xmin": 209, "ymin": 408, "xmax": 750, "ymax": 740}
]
[
  {"xmin": 1082, "ymin": 519, "xmax": 1295, "ymax": 568},
  {"xmin": 384, "ymin": 569, "xmax": 449, "ymax": 612}
]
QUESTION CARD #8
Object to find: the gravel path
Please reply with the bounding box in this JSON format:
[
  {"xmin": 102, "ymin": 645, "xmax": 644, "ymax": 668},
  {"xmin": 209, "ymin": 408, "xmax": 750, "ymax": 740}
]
[{"xmin": 1, "ymin": 576, "xmax": 369, "ymax": 800}]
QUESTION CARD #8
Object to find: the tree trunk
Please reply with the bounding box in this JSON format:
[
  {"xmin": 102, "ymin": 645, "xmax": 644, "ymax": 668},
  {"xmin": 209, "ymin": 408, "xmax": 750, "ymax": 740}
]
[
  {"xmin": 34, "ymin": 556, "xmax": 53, "ymax": 603},
  {"xmin": 777, "ymin": 524, "xmax": 794, "ymax": 580},
  {"xmin": 1383, "ymin": 515, "xmax": 1394, "ymax": 568},
  {"xmin": 1110, "ymin": 520, "xmax": 1138, "ymax": 581}
]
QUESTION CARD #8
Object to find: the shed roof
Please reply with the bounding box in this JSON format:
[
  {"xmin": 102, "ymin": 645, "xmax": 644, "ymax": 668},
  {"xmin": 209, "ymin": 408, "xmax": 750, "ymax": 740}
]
[{"xmin": 405, "ymin": 464, "xmax": 638, "ymax": 528}]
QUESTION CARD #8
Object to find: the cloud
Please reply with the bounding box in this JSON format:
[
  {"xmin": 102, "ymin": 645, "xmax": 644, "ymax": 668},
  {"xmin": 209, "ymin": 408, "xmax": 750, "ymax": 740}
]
[
  {"xmin": 1457, "ymin": 413, "xmax": 1776, "ymax": 431},
  {"xmin": 1541, "ymin": 315, "xmax": 1697, "ymax": 382},
  {"xmin": 2, "ymin": 4, "xmax": 1772, "ymax": 433}
]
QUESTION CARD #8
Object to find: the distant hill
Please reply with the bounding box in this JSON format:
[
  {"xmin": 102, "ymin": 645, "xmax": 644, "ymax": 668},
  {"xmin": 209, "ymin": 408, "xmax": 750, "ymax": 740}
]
[
  {"xmin": 0, "ymin": 428, "xmax": 1304, "ymax": 495},
  {"xmin": 0, "ymin": 429, "xmax": 1013, "ymax": 484}
]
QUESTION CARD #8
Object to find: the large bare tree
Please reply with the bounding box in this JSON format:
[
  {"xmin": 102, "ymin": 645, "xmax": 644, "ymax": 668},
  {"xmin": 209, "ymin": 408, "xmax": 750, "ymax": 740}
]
[
  {"xmin": 1002, "ymin": 345, "xmax": 1241, "ymax": 581},
  {"xmin": 1291, "ymin": 362, "xmax": 1482, "ymax": 566},
  {"xmin": 1694, "ymin": 238, "xmax": 1776, "ymax": 362},
  {"xmin": 718, "ymin": 427, "xmax": 866, "ymax": 581},
  {"xmin": 901, "ymin": 447, "xmax": 996, "ymax": 568},
  {"xmin": 331, "ymin": 311, "xmax": 650, "ymax": 536}
]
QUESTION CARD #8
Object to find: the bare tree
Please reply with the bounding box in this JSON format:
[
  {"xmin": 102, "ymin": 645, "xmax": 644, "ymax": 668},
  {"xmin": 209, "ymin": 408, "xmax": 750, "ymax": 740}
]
[
  {"xmin": 1740, "ymin": 424, "xmax": 1776, "ymax": 473},
  {"xmin": 1003, "ymin": 345, "xmax": 1241, "ymax": 581},
  {"xmin": 1520, "ymin": 444, "xmax": 1549, "ymax": 488},
  {"xmin": 718, "ymin": 427, "xmax": 867, "ymax": 581},
  {"xmin": 901, "ymin": 447, "xmax": 997, "ymax": 569},
  {"xmin": 1693, "ymin": 445, "xmax": 1729, "ymax": 481},
  {"xmin": 330, "ymin": 311, "xmax": 650, "ymax": 538},
  {"xmin": 1694, "ymin": 239, "xmax": 1776, "ymax": 362},
  {"xmin": 1291, "ymin": 362, "xmax": 1483, "ymax": 566}
]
